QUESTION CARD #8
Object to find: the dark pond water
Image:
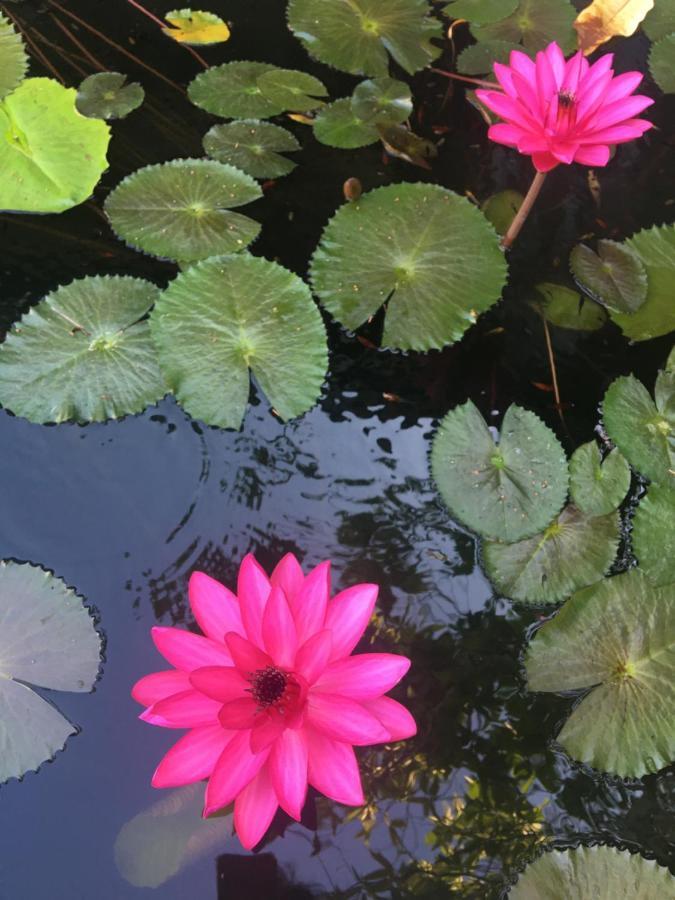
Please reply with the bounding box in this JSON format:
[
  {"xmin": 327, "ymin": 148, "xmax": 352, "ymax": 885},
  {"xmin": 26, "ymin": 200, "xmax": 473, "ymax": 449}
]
[{"xmin": 0, "ymin": 1, "xmax": 673, "ymax": 898}]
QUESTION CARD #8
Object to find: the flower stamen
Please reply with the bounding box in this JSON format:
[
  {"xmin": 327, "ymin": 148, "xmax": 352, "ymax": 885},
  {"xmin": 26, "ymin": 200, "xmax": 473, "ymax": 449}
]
[{"xmin": 248, "ymin": 665, "xmax": 288, "ymax": 708}]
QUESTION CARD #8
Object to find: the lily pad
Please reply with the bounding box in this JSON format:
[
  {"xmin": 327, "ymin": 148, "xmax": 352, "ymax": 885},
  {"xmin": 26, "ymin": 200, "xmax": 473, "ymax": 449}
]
[
  {"xmin": 444, "ymin": 0, "xmax": 519, "ymax": 25},
  {"xmin": 509, "ymin": 845, "xmax": 675, "ymax": 899},
  {"xmin": 533, "ymin": 282, "xmax": 607, "ymax": 331},
  {"xmin": 150, "ymin": 254, "xmax": 328, "ymax": 429},
  {"xmin": 287, "ymin": 0, "xmax": 441, "ymax": 77},
  {"xmin": 457, "ymin": 39, "xmax": 523, "ymax": 74},
  {"xmin": 569, "ymin": 442, "xmax": 631, "ymax": 516},
  {"xmin": 525, "ymin": 568, "xmax": 675, "ymax": 777},
  {"xmin": 649, "ymin": 34, "xmax": 675, "ymax": 94},
  {"xmin": 309, "ymin": 183, "xmax": 508, "ymax": 350},
  {"xmin": 471, "ymin": 0, "xmax": 578, "ymax": 54},
  {"xmin": 603, "ymin": 373, "xmax": 674, "ymax": 485},
  {"xmin": 0, "ymin": 77, "xmax": 110, "ymax": 213},
  {"xmin": 76, "ymin": 72, "xmax": 145, "ymax": 120},
  {"xmin": 643, "ymin": 0, "xmax": 675, "ymax": 41},
  {"xmin": 104, "ymin": 159, "xmax": 262, "ymax": 263},
  {"xmin": 431, "ymin": 400, "xmax": 568, "ymax": 542},
  {"xmin": 570, "ymin": 240, "xmax": 648, "ymax": 314},
  {"xmin": 0, "ymin": 276, "xmax": 166, "ymax": 424},
  {"xmin": 632, "ymin": 484, "xmax": 675, "ymax": 587},
  {"xmin": 203, "ymin": 120, "xmax": 300, "ymax": 179},
  {"xmin": 0, "ymin": 12, "xmax": 27, "ymax": 100},
  {"xmin": 610, "ymin": 225, "xmax": 675, "ymax": 341},
  {"xmin": 162, "ymin": 9, "xmax": 231, "ymax": 45},
  {"xmin": 0, "ymin": 560, "xmax": 101, "ymax": 783},
  {"xmin": 483, "ymin": 505, "xmax": 620, "ymax": 605},
  {"xmin": 313, "ymin": 98, "xmax": 379, "ymax": 148},
  {"xmin": 256, "ymin": 69, "xmax": 327, "ymax": 113},
  {"xmin": 481, "ymin": 189, "xmax": 523, "ymax": 234},
  {"xmin": 351, "ymin": 77, "xmax": 412, "ymax": 125}
]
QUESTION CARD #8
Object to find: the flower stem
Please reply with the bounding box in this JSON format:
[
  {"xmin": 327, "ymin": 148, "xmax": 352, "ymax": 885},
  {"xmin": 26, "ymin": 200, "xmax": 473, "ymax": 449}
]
[
  {"xmin": 429, "ymin": 68, "xmax": 501, "ymax": 90},
  {"xmin": 501, "ymin": 171, "xmax": 547, "ymax": 250}
]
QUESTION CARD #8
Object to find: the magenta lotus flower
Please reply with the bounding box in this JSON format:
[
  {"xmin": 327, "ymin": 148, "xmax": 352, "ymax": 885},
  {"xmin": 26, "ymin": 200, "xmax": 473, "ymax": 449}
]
[
  {"xmin": 132, "ymin": 554, "xmax": 416, "ymax": 850},
  {"xmin": 475, "ymin": 42, "xmax": 653, "ymax": 172}
]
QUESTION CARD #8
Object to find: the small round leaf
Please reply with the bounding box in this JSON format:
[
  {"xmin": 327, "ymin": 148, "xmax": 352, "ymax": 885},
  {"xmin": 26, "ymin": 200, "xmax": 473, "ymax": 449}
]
[
  {"xmin": 569, "ymin": 442, "xmax": 631, "ymax": 516},
  {"xmin": 188, "ymin": 61, "xmax": 280, "ymax": 118},
  {"xmin": 351, "ymin": 77, "xmax": 412, "ymax": 125},
  {"xmin": 162, "ymin": 9, "xmax": 231, "ymax": 45},
  {"xmin": 533, "ymin": 282, "xmax": 607, "ymax": 331},
  {"xmin": 203, "ymin": 120, "xmax": 300, "ymax": 179},
  {"xmin": 481, "ymin": 189, "xmax": 523, "ymax": 234},
  {"xmin": 632, "ymin": 484, "xmax": 675, "ymax": 587},
  {"xmin": 570, "ymin": 240, "xmax": 648, "ymax": 314},
  {"xmin": 256, "ymin": 69, "xmax": 328, "ymax": 112},
  {"xmin": 76, "ymin": 72, "xmax": 145, "ymax": 120},
  {"xmin": 0, "ymin": 12, "xmax": 27, "ymax": 100},
  {"xmin": 312, "ymin": 98, "xmax": 379, "ymax": 148}
]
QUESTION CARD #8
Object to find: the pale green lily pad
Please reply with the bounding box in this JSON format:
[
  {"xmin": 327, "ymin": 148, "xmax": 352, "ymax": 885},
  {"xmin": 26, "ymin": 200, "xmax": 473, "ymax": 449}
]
[
  {"xmin": 0, "ymin": 276, "xmax": 166, "ymax": 424},
  {"xmin": 351, "ymin": 77, "xmax": 412, "ymax": 125},
  {"xmin": 525, "ymin": 568, "xmax": 675, "ymax": 777},
  {"xmin": 569, "ymin": 443, "xmax": 631, "ymax": 516},
  {"xmin": 481, "ymin": 189, "xmax": 523, "ymax": 235},
  {"xmin": 610, "ymin": 225, "xmax": 675, "ymax": 341},
  {"xmin": 632, "ymin": 484, "xmax": 675, "ymax": 587},
  {"xmin": 471, "ymin": 0, "xmax": 577, "ymax": 54},
  {"xmin": 432, "ymin": 400, "xmax": 568, "ymax": 542},
  {"xmin": 162, "ymin": 9, "xmax": 230, "ymax": 45},
  {"xmin": 570, "ymin": 240, "xmax": 648, "ymax": 314},
  {"xmin": 310, "ymin": 183, "xmax": 507, "ymax": 350},
  {"xmin": 0, "ymin": 77, "xmax": 110, "ymax": 213},
  {"xmin": 532, "ymin": 282, "xmax": 607, "ymax": 331},
  {"xmin": 0, "ymin": 13, "xmax": 27, "ymax": 100},
  {"xmin": 0, "ymin": 561, "xmax": 101, "ymax": 783},
  {"xmin": 603, "ymin": 373, "xmax": 674, "ymax": 485},
  {"xmin": 444, "ymin": 0, "xmax": 518, "ymax": 25},
  {"xmin": 188, "ymin": 61, "xmax": 279, "ymax": 118},
  {"xmin": 509, "ymin": 845, "xmax": 675, "ymax": 899},
  {"xmin": 104, "ymin": 159, "xmax": 261, "ymax": 263},
  {"xmin": 150, "ymin": 254, "xmax": 328, "ymax": 429},
  {"xmin": 643, "ymin": 0, "xmax": 675, "ymax": 41},
  {"xmin": 287, "ymin": 0, "xmax": 441, "ymax": 77},
  {"xmin": 203, "ymin": 120, "xmax": 300, "ymax": 179},
  {"xmin": 457, "ymin": 39, "xmax": 523, "ymax": 74},
  {"xmin": 76, "ymin": 72, "xmax": 145, "ymax": 120},
  {"xmin": 313, "ymin": 98, "xmax": 379, "ymax": 148},
  {"xmin": 483, "ymin": 505, "xmax": 620, "ymax": 605},
  {"xmin": 256, "ymin": 69, "xmax": 327, "ymax": 112},
  {"xmin": 649, "ymin": 34, "xmax": 675, "ymax": 94}
]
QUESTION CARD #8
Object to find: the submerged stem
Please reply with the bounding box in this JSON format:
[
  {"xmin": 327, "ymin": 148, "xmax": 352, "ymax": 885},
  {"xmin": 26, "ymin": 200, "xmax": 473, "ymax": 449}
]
[{"xmin": 501, "ymin": 171, "xmax": 547, "ymax": 250}]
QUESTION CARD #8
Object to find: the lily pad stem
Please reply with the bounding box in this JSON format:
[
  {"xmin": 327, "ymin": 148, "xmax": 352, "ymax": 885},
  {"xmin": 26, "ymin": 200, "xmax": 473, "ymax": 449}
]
[
  {"xmin": 501, "ymin": 171, "xmax": 547, "ymax": 250},
  {"xmin": 430, "ymin": 68, "xmax": 501, "ymax": 90}
]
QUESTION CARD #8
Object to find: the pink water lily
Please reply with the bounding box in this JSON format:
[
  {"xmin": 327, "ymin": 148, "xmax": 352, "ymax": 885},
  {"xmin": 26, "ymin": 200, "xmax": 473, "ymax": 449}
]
[{"xmin": 132, "ymin": 554, "xmax": 416, "ymax": 850}]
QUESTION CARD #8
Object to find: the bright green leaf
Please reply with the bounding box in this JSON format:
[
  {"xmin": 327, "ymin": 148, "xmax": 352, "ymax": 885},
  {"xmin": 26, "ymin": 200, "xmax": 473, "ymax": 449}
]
[
  {"xmin": 570, "ymin": 240, "xmax": 648, "ymax": 314},
  {"xmin": 76, "ymin": 72, "xmax": 145, "ymax": 120},
  {"xmin": 162, "ymin": 9, "xmax": 231, "ymax": 45},
  {"xmin": 444, "ymin": 0, "xmax": 519, "ymax": 25},
  {"xmin": 203, "ymin": 120, "xmax": 300, "ymax": 179},
  {"xmin": 0, "ymin": 12, "xmax": 27, "ymax": 100},
  {"xmin": 351, "ymin": 77, "xmax": 413, "ymax": 125},
  {"xmin": 533, "ymin": 282, "xmax": 607, "ymax": 331},
  {"xmin": 471, "ymin": 0, "xmax": 578, "ymax": 54},
  {"xmin": 632, "ymin": 484, "xmax": 675, "ymax": 587},
  {"xmin": 188, "ymin": 61, "xmax": 281, "ymax": 118},
  {"xmin": 569, "ymin": 442, "xmax": 631, "ymax": 515}
]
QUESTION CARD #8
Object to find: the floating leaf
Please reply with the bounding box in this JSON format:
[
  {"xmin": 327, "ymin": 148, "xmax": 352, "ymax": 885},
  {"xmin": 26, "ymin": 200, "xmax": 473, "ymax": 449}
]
[
  {"xmin": 0, "ymin": 12, "xmax": 27, "ymax": 100},
  {"xmin": 609, "ymin": 225, "xmax": 675, "ymax": 341},
  {"xmin": 574, "ymin": 0, "xmax": 655, "ymax": 55},
  {"xmin": 570, "ymin": 240, "xmax": 648, "ymax": 314},
  {"xmin": 471, "ymin": 0, "xmax": 578, "ymax": 54},
  {"xmin": 632, "ymin": 484, "xmax": 675, "ymax": 587},
  {"xmin": 0, "ymin": 276, "xmax": 166, "ymax": 424},
  {"xmin": 481, "ymin": 189, "xmax": 523, "ymax": 235},
  {"xmin": 313, "ymin": 98, "xmax": 379, "ymax": 148},
  {"xmin": 287, "ymin": 0, "xmax": 441, "ymax": 76},
  {"xmin": 0, "ymin": 77, "xmax": 110, "ymax": 213},
  {"xmin": 76, "ymin": 72, "xmax": 145, "ymax": 120},
  {"xmin": 0, "ymin": 561, "xmax": 101, "ymax": 783},
  {"xmin": 642, "ymin": 0, "xmax": 675, "ymax": 40},
  {"xmin": 603, "ymin": 373, "xmax": 674, "ymax": 485},
  {"xmin": 203, "ymin": 120, "xmax": 300, "ymax": 179},
  {"xmin": 533, "ymin": 282, "xmax": 607, "ymax": 331},
  {"xmin": 256, "ymin": 69, "xmax": 327, "ymax": 113},
  {"xmin": 510, "ymin": 845, "xmax": 675, "ymax": 899},
  {"xmin": 444, "ymin": 0, "xmax": 519, "ymax": 25},
  {"xmin": 432, "ymin": 401, "xmax": 568, "ymax": 542},
  {"xmin": 483, "ymin": 505, "xmax": 620, "ymax": 604},
  {"xmin": 457, "ymin": 39, "xmax": 523, "ymax": 74},
  {"xmin": 105, "ymin": 159, "xmax": 261, "ymax": 263},
  {"xmin": 150, "ymin": 254, "xmax": 328, "ymax": 429},
  {"xmin": 569, "ymin": 442, "xmax": 631, "ymax": 516},
  {"xmin": 377, "ymin": 123, "xmax": 438, "ymax": 166},
  {"xmin": 162, "ymin": 9, "xmax": 231, "ymax": 45},
  {"xmin": 649, "ymin": 33, "xmax": 675, "ymax": 94},
  {"xmin": 351, "ymin": 77, "xmax": 413, "ymax": 125},
  {"xmin": 310, "ymin": 184, "xmax": 507, "ymax": 350},
  {"xmin": 525, "ymin": 568, "xmax": 675, "ymax": 776}
]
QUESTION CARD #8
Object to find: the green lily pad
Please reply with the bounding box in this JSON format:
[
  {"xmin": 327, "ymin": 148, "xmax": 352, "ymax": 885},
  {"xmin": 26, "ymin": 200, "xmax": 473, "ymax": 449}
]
[
  {"xmin": 0, "ymin": 12, "xmax": 27, "ymax": 100},
  {"xmin": 377, "ymin": 123, "xmax": 438, "ymax": 164},
  {"xmin": 76, "ymin": 72, "xmax": 145, "ymax": 120},
  {"xmin": 569, "ymin": 443, "xmax": 631, "ymax": 516},
  {"xmin": 483, "ymin": 505, "xmax": 620, "ymax": 605},
  {"xmin": 150, "ymin": 254, "xmax": 328, "ymax": 429},
  {"xmin": 649, "ymin": 34, "xmax": 675, "ymax": 94},
  {"xmin": 570, "ymin": 240, "xmax": 648, "ymax": 314},
  {"xmin": 313, "ymin": 98, "xmax": 380, "ymax": 148},
  {"xmin": 632, "ymin": 484, "xmax": 675, "ymax": 587},
  {"xmin": 0, "ymin": 77, "xmax": 110, "ymax": 213},
  {"xmin": 309, "ymin": 183, "xmax": 508, "ymax": 350},
  {"xmin": 471, "ymin": 0, "xmax": 577, "ymax": 54},
  {"xmin": 481, "ymin": 189, "xmax": 523, "ymax": 235},
  {"xmin": 457, "ymin": 39, "xmax": 523, "ymax": 74},
  {"xmin": 643, "ymin": 0, "xmax": 675, "ymax": 41},
  {"xmin": 203, "ymin": 120, "xmax": 300, "ymax": 179},
  {"xmin": 509, "ymin": 845, "xmax": 675, "ymax": 899},
  {"xmin": 532, "ymin": 282, "xmax": 607, "ymax": 331},
  {"xmin": 287, "ymin": 0, "xmax": 441, "ymax": 77},
  {"xmin": 351, "ymin": 77, "xmax": 412, "ymax": 125},
  {"xmin": 256, "ymin": 69, "xmax": 327, "ymax": 113},
  {"xmin": 0, "ymin": 560, "xmax": 101, "ymax": 783},
  {"xmin": 444, "ymin": 0, "xmax": 518, "ymax": 25},
  {"xmin": 525, "ymin": 568, "xmax": 675, "ymax": 777},
  {"xmin": 610, "ymin": 225, "xmax": 675, "ymax": 341},
  {"xmin": 0, "ymin": 276, "xmax": 166, "ymax": 424},
  {"xmin": 104, "ymin": 159, "xmax": 261, "ymax": 263},
  {"xmin": 432, "ymin": 400, "xmax": 568, "ymax": 542},
  {"xmin": 162, "ymin": 9, "xmax": 230, "ymax": 45},
  {"xmin": 603, "ymin": 373, "xmax": 674, "ymax": 485}
]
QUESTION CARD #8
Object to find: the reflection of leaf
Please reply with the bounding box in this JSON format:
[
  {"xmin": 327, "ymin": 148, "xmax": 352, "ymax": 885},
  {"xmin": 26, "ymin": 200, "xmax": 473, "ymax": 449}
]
[
  {"xmin": 574, "ymin": 0, "xmax": 654, "ymax": 55},
  {"xmin": 0, "ymin": 561, "xmax": 101, "ymax": 783},
  {"xmin": 570, "ymin": 240, "xmax": 647, "ymax": 314},
  {"xmin": 632, "ymin": 484, "xmax": 675, "ymax": 587},
  {"xmin": 203, "ymin": 120, "xmax": 300, "ymax": 179},
  {"xmin": 76, "ymin": 72, "xmax": 145, "ymax": 120},
  {"xmin": 0, "ymin": 12, "xmax": 27, "ymax": 100},
  {"xmin": 569, "ymin": 442, "xmax": 630, "ymax": 516},
  {"xmin": 162, "ymin": 8, "xmax": 230, "ymax": 45}
]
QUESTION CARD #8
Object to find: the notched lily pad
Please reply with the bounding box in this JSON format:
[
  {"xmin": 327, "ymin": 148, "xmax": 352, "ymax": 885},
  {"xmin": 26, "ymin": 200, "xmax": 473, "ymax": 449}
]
[
  {"xmin": 203, "ymin": 120, "xmax": 300, "ymax": 180},
  {"xmin": 351, "ymin": 77, "xmax": 412, "ymax": 125},
  {"xmin": 570, "ymin": 240, "xmax": 647, "ymax": 315},
  {"xmin": 76, "ymin": 72, "xmax": 145, "ymax": 120},
  {"xmin": 533, "ymin": 282, "xmax": 607, "ymax": 331},
  {"xmin": 162, "ymin": 9, "xmax": 231, "ymax": 45},
  {"xmin": 0, "ymin": 276, "xmax": 166, "ymax": 424},
  {"xmin": 0, "ymin": 560, "xmax": 101, "ymax": 783},
  {"xmin": 0, "ymin": 12, "xmax": 27, "ymax": 100},
  {"xmin": 649, "ymin": 33, "xmax": 675, "ymax": 95},
  {"xmin": 525, "ymin": 569, "xmax": 675, "ymax": 777},
  {"xmin": 313, "ymin": 98, "xmax": 379, "ymax": 148},
  {"xmin": 457, "ymin": 39, "xmax": 522, "ymax": 74},
  {"xmin": 632, "ymin": 484, "xmax": 675, "ymax": 587},
  {"xmin": 104, "ymin": 159, "xmax": 262, "ymax": 263},
  {"xmin": 444, "ymin": 0, "xmax": 519, "ymax": 25},
  {"xmin": 569, "ymin": 442, "xmax": 631, "ymax": 516},
  {"xmin": 256, "ymin": 69, "xmax": 327, "ymax": 113},
  {"xmin": 432, "ymin": 400, "xmax": 568, "ymax": 542},
  {"xmin": 471, "ymin": 0, "xmax": 578, "ymax": 54}
]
